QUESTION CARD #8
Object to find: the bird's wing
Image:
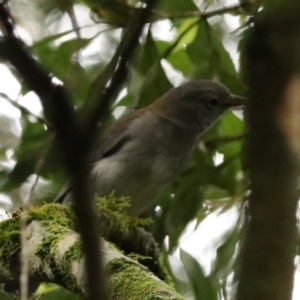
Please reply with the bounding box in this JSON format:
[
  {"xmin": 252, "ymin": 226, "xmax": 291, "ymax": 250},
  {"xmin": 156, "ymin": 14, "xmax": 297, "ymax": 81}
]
[
  {"xmin": 92, "ymin": 109, "xmax": 144, "ymax": 161},
  {"xmin": 55, "ymin": 109, "xmax": 145, "ymax": 203},
  {"xmin": 92, "ymin": 123, "xmax": 130, "ymax": 162}
]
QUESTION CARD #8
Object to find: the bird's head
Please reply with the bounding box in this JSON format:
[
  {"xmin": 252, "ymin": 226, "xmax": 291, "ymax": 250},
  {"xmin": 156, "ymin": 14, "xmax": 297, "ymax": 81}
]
[{"xmin": 155, "ymin": 80, "xmax": 245, "ymax": 132}]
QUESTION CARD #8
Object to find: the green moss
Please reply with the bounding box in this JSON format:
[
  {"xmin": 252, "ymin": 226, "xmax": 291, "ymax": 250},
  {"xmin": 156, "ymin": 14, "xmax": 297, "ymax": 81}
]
[
  {"xmin": 28, "ymin": 203, "xmax": 78, "ymax": 288},
  {"xmin": 108, "ymin": 258, "xmax": 182, "ymax": 300},
  {"xmin": 158, "ymin": 253, "xmax": 173, "ymax": 286},
  {"xmin": 95, "ymin": 194, "xmax": 152, "ymax": 232},
  {"xmin": 58, "ymin": 241, "xmax": 83, "ymax": 295},
  {"xmin": 95, "ymin": 195, "xmax": 172, "ymax": 282},
  {"xmin": 24, "ymin": 204, "xmax": 81, "ymax": 295},
  {"xmin": 35, "ymin": 222, "xmax": 69, "ymax": 256},
  {"xmin": 0, "ymin": 201, "xmax": 173, "ymax": 297},
  {"xmin": 28, "ymin": 204, "xmax": 73, "ymax": 227},
  {"xmin": 0, "ymin": 216, "xmax": 21, "ymax": 271},
  {"xmin": 34, "ymin": 219, "xmax": 82, "ymax": 295},
  {"xmin": 64, "ymin": 240, "xmax": 82, "ymax": 262},
  {"xmin": 33, "ymin": 205, "xmax": 73, "ymax": 260}
]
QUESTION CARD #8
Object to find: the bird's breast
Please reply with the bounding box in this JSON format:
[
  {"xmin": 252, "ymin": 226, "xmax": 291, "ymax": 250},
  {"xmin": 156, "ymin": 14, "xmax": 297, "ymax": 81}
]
[{"xmin": 91, "ymin": 111, "xmax": 197, "ymax": 215}]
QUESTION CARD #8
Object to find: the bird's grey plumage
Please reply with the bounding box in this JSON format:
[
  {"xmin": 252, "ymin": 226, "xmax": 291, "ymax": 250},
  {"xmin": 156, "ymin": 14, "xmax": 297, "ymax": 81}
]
[{"xmin": 55, "ymin": 80, "xmax": 245, "ymax": 215}]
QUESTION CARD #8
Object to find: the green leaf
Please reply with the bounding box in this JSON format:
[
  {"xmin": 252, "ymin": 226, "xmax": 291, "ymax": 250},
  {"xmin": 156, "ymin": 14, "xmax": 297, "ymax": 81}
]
[
  {"xmin": 156, "ymin": 40, "xmax": 194, "ymax": 76},
  {"xmin": 174, "ymin": 18, "xmax": 199, "ymax": 50},
  {"xmin": 81, "ymin": 26, "xmax": 143, "ymax": 119},
  {"xmin": 186, "ymin": 20, "xmax": 214, "ymax": 79},
  {"xmin": 212, "ymin": 222, "xmax": 240, "ymax": 279},
  {"xmin": 33, "ymin": 29, "xmax": 80, "ymax": 48},
  {"xmin": 32, "ymin": 38, "xmax": 93, "ymax": 106},
  {"xmin": 165, "ymin": 173, "xmax": 204, "ymax": 249},
  {"xmin": 217, "ymin": 112, "xmax": 244, "ymax": 156},
  {"xmin": 0, "ymin": 290, "xmax": 15, "ymax": 300},
  {"xmin": 212, "ymin": 158, "xmax": 242, "ymax": 193},
  {"xmin": 186, "ymin": 20, "xmax": 244, "ymax": 95},
  {"xmin": 180, "ymin": 248, "xmax": 218, "ymax": 300},
  {"xmin": 128, "ymin": 30, "xmax": 173, "ymax": 108},
  {"xmin": 154, "ymin": 18, "xmax": 200, "ymax": 76},
  {"xmin": 56, "ymin": 38, "xmax": 91, "ymax": 58},
  {"xmin": 33, "ymin": 38, "xmax": 92, "ymax": 75},
  {"xmin": 203, "ymin": 0, "xmax": 217, "ymax": 10},
  {"xmin": 31, "ymin": 283, "xmax": 80, "ymax": 300},
  {"xmin": 1, "ymin": 120, "xmax": 52, "ymax": 191},
  {"xmin": 201, "ymin": 112, "xmax": 245, "ymax": 195}
]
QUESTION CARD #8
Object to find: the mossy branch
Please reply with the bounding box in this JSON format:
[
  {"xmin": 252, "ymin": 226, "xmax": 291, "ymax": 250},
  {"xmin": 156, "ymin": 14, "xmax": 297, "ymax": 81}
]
[{"xmin": 0, "ymin": 201, "xmax": 182, "ymax": 299}]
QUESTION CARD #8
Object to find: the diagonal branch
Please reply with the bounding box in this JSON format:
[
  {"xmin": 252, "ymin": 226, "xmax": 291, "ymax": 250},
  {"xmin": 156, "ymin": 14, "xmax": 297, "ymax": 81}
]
[
  {"xmin": 154, "ymin": 3, "xmax": 244, "ymax": 20},
  {"xmin": 237, "ymin": 2, "xmax": 300, "ymax": 300},
  {"xmin": 84, "ymin": 0, "xmax": 158, "ymax": 134},
  {"xmin": 0, "ymin": 0, "xmax": 17, "ymax": 37}
]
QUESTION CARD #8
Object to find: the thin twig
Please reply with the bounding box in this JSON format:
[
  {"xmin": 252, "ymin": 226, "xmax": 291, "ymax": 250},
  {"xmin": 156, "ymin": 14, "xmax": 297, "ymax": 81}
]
[
  {"xmin": 131, "ymin": 18, "xmax": 200, "ymax": 105},
  {"xmin": 85, "ymin": 0, "xmax": 159, "ymax": 134},
  {"xmin": 161, "ymin": 19, "xmax": 200, "ymax": 58},
  {"xmin": 67, "ymin": 6, "xmax": 81, "ymax": 40},
  {"xmin": 19, "ymin": 208, "xmax": 29, "ymax": 300},
  {"xmin": 66, "ymin": 6, "xmax": 81, "ymax": 63},
  {"xmin": 205, "ymin": 134, "xmax": 246, "ymax": 151},
  {"xmin": 0, "ymin": 0, "xmax": 17, "ymax": 37},
  {"xmin": 153, "ymin": 3, "xmax": 243, "ymax": 20},
  {"xmin": 20, "ymin": 136, "xmax": 53, "ymax": 300},
  {"xmin": 0, "ymin": 92, "xmax": 52, "ymax": 129}
]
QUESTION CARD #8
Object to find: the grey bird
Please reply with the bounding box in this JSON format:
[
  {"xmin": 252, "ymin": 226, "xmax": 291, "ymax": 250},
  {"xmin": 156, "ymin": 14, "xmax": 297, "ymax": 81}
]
[{"xmin": 55, "ymin": 80, "xmax": 245, "ymax": 216}]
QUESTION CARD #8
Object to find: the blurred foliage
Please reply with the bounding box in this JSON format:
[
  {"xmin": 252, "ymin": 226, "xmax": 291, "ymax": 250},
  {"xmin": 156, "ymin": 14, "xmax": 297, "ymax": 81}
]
[
  {"xmin": 30, "ymin": 283, "xmax": 80, "ymax": 300},
  {"xmin": 0, "ymin": 0, "xmax": 253, "ymax": 299},
  {"xmin": 180, "ymin": 248, "xmax": 218, "ymax": 300}
]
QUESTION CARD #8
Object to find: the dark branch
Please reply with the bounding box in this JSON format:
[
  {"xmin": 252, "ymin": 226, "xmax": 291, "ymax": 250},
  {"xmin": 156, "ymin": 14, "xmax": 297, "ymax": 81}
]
[
  {"xmin": 205, "ymin": 134, "xmax": 245, "ymax": 151},
  {"xmin": 237, "ymin": 2, "xmax": 300, "ymax": 300},
  {"xmin": 0, "ymin": 0, "xmax": 17, "ymax": 37},
  {"xmin": 84, "ymin": 0, "xmax": 159, "ymax": 134},
  {"xmin": 154, "ymin": 3, "xmax": 243, "ymax": 20}
]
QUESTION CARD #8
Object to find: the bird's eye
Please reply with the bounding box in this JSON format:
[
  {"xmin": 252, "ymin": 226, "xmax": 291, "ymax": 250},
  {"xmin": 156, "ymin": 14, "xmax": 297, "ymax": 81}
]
[{"xmin": 208, "ymin": 98, "xmax": 219, "ymax": 108}]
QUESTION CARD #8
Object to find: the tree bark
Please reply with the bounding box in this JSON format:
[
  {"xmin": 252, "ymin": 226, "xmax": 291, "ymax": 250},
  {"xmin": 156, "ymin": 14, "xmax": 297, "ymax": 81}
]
[{"xmin": 237, "ymin": 1, "xmax": 300, "ymax": 300}]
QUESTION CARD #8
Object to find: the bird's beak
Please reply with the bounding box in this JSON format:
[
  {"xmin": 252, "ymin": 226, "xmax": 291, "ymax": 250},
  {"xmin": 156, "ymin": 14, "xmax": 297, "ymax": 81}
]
[{"xmin": 229, "ymin": 95, "xmax": 247, "ymax": 109}]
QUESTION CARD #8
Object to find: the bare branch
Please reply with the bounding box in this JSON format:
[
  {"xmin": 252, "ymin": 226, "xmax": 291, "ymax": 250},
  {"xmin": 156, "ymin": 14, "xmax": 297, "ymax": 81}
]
[
  {"xmin": 0, "ymin": 0, "xmax": 17, "ymax": 37},
  {"xmin": 154, "ymin": 3, "xmax": 243, "ymax": 20},
  {"xmin": 85, "ymin": 0, "xmax": 159, "ymax": 134}
]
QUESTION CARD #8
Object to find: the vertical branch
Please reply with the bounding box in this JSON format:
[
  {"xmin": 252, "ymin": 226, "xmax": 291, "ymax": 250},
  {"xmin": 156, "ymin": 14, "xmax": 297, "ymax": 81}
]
[
  {"xmin": 20, "ymin": 136, "xmax": 53, "ymax": 300},
  {"xmin": 66, "ymin": 6, "xmax": 81, "ymax": 63},
  {"xmin": 0, "ymin": 0, "xmax": 17, "ymax": 37},
  {"xmin": 237, "ymin": 2, "xmax": 300, "ymax": 300}
]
